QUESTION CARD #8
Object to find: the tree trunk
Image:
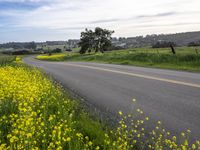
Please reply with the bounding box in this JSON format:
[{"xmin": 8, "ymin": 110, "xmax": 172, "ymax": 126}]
[{"xmin": 170, "ymin": 45, "xmax": 176, "ymax": 54}]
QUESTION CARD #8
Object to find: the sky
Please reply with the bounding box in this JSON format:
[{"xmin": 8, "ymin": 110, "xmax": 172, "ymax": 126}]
[{"xmin": 0, "ymin": 0, "xmax": 200, "ymax": 42}]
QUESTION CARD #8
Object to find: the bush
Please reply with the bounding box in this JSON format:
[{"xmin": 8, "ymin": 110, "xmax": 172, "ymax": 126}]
[
  {"xmin": 11, "ymin": 50, "xmax": 30, "ymax": 55},
  {"xmin": 188, "ymin": 41, "xmax": 200, "ymax": 47},
  {"xmin": 66, "ymin": 49, "xmax": 72, "ymax": 52},
  {"xmin": 52, "ymin": 48, "xmax": 62, "ymax": 53}
]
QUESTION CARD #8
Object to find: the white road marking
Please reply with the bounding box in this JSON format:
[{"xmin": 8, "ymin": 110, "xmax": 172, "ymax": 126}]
[{"xmin": 61, "ymin": 63, "xmax": 200, "ymax": 88}]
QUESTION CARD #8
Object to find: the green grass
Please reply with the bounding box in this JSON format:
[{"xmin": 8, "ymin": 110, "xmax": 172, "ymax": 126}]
[
  {"xmin": 37, "ymin": 47, "xmax": 200, "ymax": 72},
  {"xmin": 0, "ymin": 55, "xmax": 16, "ymax": 66},
  {"xmin": 38, "ymin": 44, "xmax": 66, "ymax": 51},
  {"xmin": 71, "ymin": 47, "xmax": 81, "ymax": 52}
]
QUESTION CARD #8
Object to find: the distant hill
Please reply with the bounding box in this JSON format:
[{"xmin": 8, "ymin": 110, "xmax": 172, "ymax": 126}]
[
  {"xmin": 0, "ymin": 40, "xmax": 80, "ymax": 50},
  {"xmin": 112, "ymin": 31, "xmax": 200, "ymax": 48},
  {"xmin": 1, "ymin": 31, "xmax": 200, "ymax": 50}
]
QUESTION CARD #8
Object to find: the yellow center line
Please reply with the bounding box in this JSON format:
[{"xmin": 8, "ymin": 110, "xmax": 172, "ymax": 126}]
[{"xmin": 61, "ymin": 63, "xmax": 200, "ymax": 88}]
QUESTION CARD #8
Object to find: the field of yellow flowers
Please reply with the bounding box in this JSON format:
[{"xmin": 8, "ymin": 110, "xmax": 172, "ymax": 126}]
[
  {"xmin": 37, "ymin": 54, "xmax": 69, "ymax": 61},
  {"xmin": 0, "ymin": 61, "xmax": 112, "ymax": 149},
  {"xmin": 0, "ymin": 56, "xmax": 200, "ymax": 150}
]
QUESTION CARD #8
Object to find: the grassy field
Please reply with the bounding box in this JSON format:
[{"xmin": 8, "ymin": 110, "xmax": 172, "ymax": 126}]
[
  {"xmin": 37, "ymin": 47, "xmax": 200, "ymax": 72},
  {"xmin": 0, "ymin": 55, "xmax": 16, "ymax": 65},
  {"xmin": 1, "ymin": 56, "xmax": 200, "ymax": 149}
]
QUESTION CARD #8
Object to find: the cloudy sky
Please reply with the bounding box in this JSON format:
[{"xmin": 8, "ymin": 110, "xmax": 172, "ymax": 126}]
[{"xmin": 0, "ymin": 0, "xmax": 200, "ymax": 42}]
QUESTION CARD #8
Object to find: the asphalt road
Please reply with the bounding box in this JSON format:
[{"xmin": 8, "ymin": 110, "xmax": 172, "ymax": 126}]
[{"xmin": 24, "ymin": 57, "xmax": 200, "ymax": 141}]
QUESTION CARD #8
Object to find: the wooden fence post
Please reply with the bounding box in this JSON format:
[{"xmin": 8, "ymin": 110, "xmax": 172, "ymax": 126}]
[{"xmin": 170, "ymin": 45, "xmax": 176, "ymax": 54}]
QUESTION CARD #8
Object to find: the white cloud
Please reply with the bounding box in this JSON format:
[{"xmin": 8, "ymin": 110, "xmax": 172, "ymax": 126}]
[
  {"xmin": 1, "ymin": 0, "xmax": 200, "ymax": 41},
  {"xmin": 0, "ymin": 0, "xmax": 52, "ymax": 2}
]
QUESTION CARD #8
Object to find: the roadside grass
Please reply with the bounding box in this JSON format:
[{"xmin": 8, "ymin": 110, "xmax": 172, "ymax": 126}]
[
  {"xmin": 72, "ymin": 47, "xmax": 81, "ymax": 52},
  {"xmin": 0, "ymin": 48, "xmax": 6, "ymax": 52},
  {"xmin": 0, "ymin": 55, "xmax": 16, "ymax": 66},
  {"xmin": 37, "ymin": 47, "xmax": 200, "ymax": 72},
  {"xmin": 1, "ymin": 56, "xmax": 200, "ymax": 149}
]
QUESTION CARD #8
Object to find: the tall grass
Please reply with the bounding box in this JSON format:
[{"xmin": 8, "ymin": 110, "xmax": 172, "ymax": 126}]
[
  {"xmin": 0, "ymin": 55, "xmax": 16, "ymax": 66},
  {"xmin": 37, "ymin": 47, "xmax": 200, "ymax": 72}
]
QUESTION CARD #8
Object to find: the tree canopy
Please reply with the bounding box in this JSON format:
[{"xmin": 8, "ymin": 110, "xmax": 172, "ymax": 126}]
[{"xmin": 79, "ymin": 27, "xmax": 114, "ymax": 54}]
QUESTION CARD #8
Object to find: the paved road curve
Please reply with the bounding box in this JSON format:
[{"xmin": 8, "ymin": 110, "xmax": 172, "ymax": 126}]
[{"xmin": 24, "ymin": 57, "xmax": 200, "ymax": 141}]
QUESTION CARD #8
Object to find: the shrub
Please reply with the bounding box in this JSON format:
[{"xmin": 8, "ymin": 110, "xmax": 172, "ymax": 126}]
[
  {"xmin": 188, "ymin": 41, "xmax": 200, "ymax": 47},
  {"xmin": 52, "ymin": 48, "xmax": 62, "ymax": 53},
  {"xmin": 11, "ymin": 50, "xmax": 30, "ymax": 55}
]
